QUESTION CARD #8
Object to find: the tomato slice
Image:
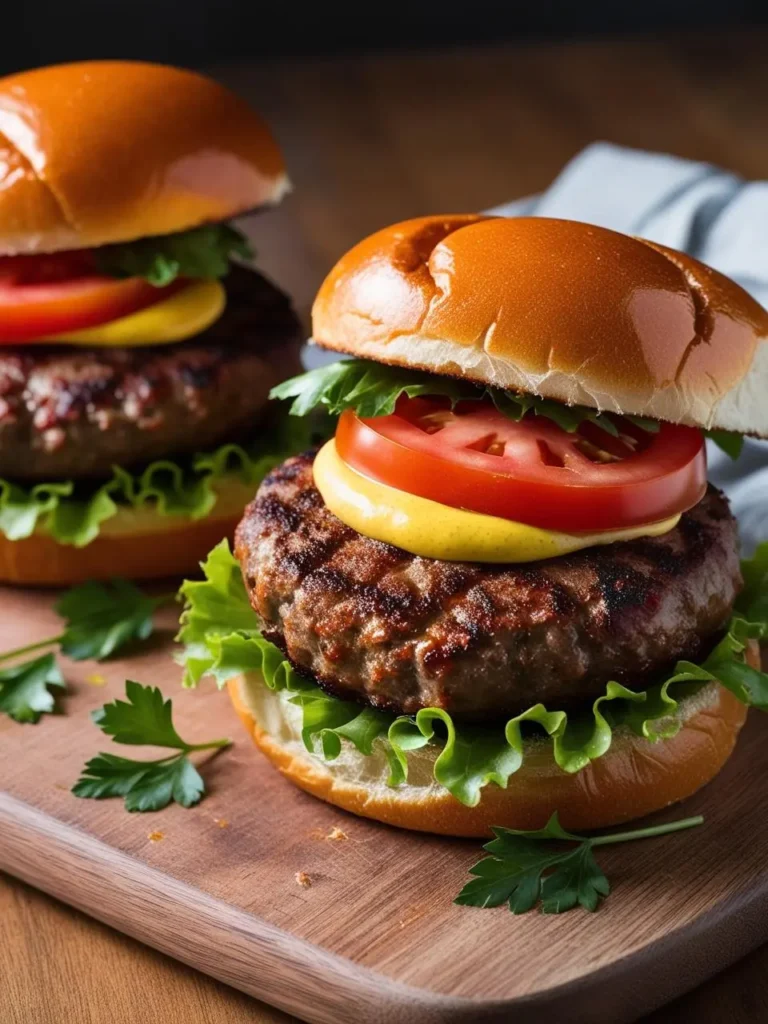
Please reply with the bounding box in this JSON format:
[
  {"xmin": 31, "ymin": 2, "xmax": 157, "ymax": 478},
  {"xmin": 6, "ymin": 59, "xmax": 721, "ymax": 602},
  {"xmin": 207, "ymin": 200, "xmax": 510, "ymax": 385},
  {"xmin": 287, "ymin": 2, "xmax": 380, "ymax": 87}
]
[
  {"xmin": 0, "ymin": 251, "xmax": 179, "ymax": 343},
  {"xmin": 335, "ymin": 397, "xmax": 707, "ymax": 533}
]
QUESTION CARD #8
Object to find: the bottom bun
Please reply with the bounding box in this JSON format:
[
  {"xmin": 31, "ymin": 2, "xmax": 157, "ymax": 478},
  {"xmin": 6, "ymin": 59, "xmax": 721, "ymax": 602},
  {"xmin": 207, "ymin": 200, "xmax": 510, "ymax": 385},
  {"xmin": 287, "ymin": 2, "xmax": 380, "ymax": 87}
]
[
  {"xmin": 0, "ymin": 476, "xmax": 258, "ymax": 586},
  {"xmin": 227, "ymin": 642, "xmax": 759, "ymax": 836}
]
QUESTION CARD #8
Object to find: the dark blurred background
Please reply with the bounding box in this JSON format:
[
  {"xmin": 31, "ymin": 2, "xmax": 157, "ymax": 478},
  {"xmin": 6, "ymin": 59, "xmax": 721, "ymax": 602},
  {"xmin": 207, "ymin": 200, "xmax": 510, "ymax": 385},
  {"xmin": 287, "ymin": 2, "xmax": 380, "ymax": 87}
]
[
  {"xmin": 4, "ymin": 0, "xmax": 768, "ymax": 71},
  {"xmin": 4, "ymin": 1, "xmax": 768, "ymax": 321}
]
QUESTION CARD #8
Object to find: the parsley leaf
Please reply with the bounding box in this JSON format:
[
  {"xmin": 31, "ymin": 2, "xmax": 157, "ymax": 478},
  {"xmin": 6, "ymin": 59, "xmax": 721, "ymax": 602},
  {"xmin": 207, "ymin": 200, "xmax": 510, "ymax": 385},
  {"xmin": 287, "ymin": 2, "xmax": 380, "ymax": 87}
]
[
  {"xmin": 74, "ymin": 753, "xmax": 205, "ymax": 812},
  {"xmin": 705, "ymin": 429, "xmax": 745, "ymax": 460},
  {"xmin": 0, "ymin": 579, "xmax": 171, "ymax": 725},
  {"xmin": 73, "ymin": 681, "xmax": 231, "ymax": 812},
  {"xmin": 0, "ymin": 579, "xmax": 169, "ymax": 673},
  {"xmin": 0, "ymin": 653, "xmax": 65, "ymax": 723},
  {"xmin": 270, "ymin": 359, "xmax": 653, "ymax": 438},
  {"xmin": 91, "ymin": 679, "xmax": 189, "ymax": 748},
  {"xmin": 56, "ymin": 580, "xmax": 167, "ymax": 661},
  {"xmin": 455, "ymin": 813, "xmax": 702, "ymax": 915},
  {"xmin": 95, "ymin": 223, "xmax": 253, "ymax": 287},
  {"xmin": 538, "ymin": 843, "xmax": 609, "ymax": 914}
]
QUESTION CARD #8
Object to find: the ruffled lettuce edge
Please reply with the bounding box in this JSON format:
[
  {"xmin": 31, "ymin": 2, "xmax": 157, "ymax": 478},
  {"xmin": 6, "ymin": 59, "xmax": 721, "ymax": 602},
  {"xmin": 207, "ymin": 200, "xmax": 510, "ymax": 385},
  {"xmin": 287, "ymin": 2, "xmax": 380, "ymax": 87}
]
[
  {"xmin": 0, "ymin": 415, "xmax": 312, "ymax": 548},
  {"xmin": 176, "ymin": 540, "xmax": 768, "ymax": 809}
]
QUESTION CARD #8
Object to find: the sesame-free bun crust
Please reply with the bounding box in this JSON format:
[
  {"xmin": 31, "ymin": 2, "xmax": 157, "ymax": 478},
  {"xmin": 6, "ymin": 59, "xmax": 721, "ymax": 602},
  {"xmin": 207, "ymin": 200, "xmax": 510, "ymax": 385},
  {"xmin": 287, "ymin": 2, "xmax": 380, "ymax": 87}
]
[
  {"xmin": 0, "ymin": 61, "xmax": 288, "ymax": 255},
  {"xmin": 227, "ymin": 645, "xmax": 758, "ymax": 836},
  {"xmin": 312, "ymin": 215, "xmax": 768, "ymax": 437},
  {"xmin": 0, "ymin": 474, "xmax": 260, "ymax": 586}
]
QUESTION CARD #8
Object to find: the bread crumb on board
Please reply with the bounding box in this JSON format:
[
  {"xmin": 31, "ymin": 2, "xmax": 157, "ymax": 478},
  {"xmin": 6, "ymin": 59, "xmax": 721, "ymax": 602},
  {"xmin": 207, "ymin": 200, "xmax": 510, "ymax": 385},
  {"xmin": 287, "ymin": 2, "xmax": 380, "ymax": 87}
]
[
  {"xmin": 295, "ymin": 871, "xmax": 312, "ymax": 888},
  {"xmin": 309, "ymin": 825, "xmax": 349, "ymax": 842},
  {"xmin": 399, "ymin": 905, "xmax": 426, "ymax": 929},
  {"xmin": 148, "ymin": 831, "xmax": 165, "ymax": 843}
]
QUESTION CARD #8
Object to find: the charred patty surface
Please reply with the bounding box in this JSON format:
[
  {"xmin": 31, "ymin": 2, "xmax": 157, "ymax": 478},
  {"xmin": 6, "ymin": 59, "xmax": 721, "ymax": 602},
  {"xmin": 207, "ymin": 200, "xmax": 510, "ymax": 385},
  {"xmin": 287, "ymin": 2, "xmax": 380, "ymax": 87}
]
[
  {"xmin": 0, "ymin": 265, "xmax": 301, "ymax": 480},
  {"xmin": 236, "ymin": 451, "xmax": 742, "ymax": 720}
]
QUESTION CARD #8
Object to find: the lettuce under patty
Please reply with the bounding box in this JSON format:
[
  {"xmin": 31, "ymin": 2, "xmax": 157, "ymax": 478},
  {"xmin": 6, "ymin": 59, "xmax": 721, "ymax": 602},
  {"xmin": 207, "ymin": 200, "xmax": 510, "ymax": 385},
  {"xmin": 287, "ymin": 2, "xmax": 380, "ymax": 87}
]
[
  {"xmin": 177, "ymin": 541, "xmax": 768, "ymax": 809},
  {"xmin": 0, "ymin": 416, "xmax": 312, "ymax": 548}
]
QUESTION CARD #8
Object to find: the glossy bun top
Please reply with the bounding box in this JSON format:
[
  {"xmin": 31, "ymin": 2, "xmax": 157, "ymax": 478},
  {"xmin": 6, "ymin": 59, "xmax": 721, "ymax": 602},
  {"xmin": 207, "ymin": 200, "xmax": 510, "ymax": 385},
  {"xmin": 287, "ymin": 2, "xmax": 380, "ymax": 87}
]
[
  {"xmin": 0, "ymin": 61, "xmax": 288, "ymax": 255},
  {"xmin": 312, "ymin": 215, "xmax": 768, "ymax": 436}
]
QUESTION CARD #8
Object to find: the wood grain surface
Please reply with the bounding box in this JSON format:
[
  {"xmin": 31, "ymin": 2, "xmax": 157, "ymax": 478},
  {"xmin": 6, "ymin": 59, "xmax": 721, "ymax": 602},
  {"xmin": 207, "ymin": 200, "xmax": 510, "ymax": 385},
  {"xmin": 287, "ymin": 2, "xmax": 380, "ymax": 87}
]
[
  {"xmin": 4, "ymin": 28, "xmax": 768, "ymax": 1024},
  {"xmin": 2, "ymin": 585, "xmax": 768, "ymax": 1022},
  {"xmin": 0, "ymin": 873, "xmax": 294, "ymax": 1024}
]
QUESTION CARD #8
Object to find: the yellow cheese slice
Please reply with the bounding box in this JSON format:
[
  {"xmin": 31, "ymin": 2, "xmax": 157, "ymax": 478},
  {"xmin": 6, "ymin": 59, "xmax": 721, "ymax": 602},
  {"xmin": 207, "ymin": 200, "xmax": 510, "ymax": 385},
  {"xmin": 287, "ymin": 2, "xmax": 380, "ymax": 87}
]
[
  {"xmin": 313, "ymin": 439, "xmax": 680, "ymax": 564},
  {"xmin": 40, "ymin": 278, "xmax": 226, "ymax": 346}
]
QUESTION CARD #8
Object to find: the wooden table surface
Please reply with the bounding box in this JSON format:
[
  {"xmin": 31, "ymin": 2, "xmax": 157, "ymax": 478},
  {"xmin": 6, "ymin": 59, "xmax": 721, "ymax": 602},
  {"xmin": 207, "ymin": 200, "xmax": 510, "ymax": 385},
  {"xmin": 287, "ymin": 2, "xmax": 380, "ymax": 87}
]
[{"xmin": 5, "ymin": 29, "xmax": 768, "ymax": 1024}]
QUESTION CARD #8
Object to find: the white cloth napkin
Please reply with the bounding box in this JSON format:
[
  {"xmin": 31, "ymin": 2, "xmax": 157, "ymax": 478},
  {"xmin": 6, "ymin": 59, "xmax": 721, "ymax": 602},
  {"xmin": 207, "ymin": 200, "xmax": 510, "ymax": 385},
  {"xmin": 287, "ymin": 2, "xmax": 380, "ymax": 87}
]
[{"xmin": 490, "ymin": 143, "xmax": 768, "ymax": 553}]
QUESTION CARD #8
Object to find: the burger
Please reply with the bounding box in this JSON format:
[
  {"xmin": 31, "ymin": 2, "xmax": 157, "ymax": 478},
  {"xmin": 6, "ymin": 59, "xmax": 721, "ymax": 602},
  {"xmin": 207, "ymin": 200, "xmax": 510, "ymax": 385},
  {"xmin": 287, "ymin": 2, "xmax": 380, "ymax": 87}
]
[
  {"xmin": 179, "ymin": 215, "xmax": 768, "ymax": 836},
  {"xmin": 0, "ymin": 60, "xmax": 302, "ymax": 585}
]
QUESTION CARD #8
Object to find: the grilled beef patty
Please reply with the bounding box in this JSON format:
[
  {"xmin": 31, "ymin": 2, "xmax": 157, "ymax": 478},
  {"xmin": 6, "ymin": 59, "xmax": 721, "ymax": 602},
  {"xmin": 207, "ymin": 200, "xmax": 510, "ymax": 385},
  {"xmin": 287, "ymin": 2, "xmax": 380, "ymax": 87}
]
[
  {"xmin": 236, "ymin": 451, "xmax": 742, "ymax": 719},
  {"xmin": 0, "ymin": 264, "xmax": 301, "ymax": 480}
]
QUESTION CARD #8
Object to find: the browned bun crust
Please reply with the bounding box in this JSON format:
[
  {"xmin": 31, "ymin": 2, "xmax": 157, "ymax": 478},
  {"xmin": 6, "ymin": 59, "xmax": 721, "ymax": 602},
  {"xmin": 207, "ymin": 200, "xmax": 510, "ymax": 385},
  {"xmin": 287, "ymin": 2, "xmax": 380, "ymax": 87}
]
[
  {"xmin": 312, "ymin": 215, "xmax": 768, "ymax": 437},
  {"xmin": 227, "ymin": 642, "xmax": 759, "ymax": 836},
  {"xmin": 0, "ymin": 61, "xmax": 288, "ymax": 255},
  {"xmin": 0, "ymin": 510, "xmax": 242, "ymax": 586}
]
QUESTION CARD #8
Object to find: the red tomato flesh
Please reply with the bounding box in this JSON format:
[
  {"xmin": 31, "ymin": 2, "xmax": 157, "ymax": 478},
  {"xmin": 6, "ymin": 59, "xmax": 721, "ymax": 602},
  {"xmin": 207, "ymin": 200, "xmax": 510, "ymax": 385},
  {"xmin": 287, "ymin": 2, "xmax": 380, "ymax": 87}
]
[
  {"xmin": 335, "ymin": 397, "xmax": 707, "ymax": 533},
  {"xmin": 0, "ymin": 251, "xmax": 179, "ymax": 343}
]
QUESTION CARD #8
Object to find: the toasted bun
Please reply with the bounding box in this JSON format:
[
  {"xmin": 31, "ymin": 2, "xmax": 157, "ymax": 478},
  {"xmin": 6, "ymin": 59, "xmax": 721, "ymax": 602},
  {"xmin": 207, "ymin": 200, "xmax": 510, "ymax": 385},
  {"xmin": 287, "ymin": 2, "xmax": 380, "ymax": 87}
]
[
  {"xmin": 312, "ymin": 215, "xmax": 768, "ymax": 437},
  {"xmin": 227, "ymin": 644, "xmax": 759, "ymax": 836},
  {"xmin": 0, "ymin": 61, "xmax": 288, "ymax": 256},
  {"xmin": 0, "ymin": 475, "xmax": 260, "ymax": 586}
]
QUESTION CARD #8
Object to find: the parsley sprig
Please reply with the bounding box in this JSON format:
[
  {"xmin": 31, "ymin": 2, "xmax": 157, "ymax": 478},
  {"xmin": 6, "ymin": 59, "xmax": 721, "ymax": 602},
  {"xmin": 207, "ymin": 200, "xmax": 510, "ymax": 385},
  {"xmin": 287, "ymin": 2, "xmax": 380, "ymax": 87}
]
[
  {"xmin": 455, "ymin": 812, "xmax": 704, "ymax": 914},
  {"xmin": 0, "ymin": 580, "xmax": 172, "ymax": 724},
  {"xmin": 0, "ymin": 654, "xmax": 66, "ymax": 724},
  {"xmin": 73, "ymin": 681, "xmax": 231, "ymax": 812}
]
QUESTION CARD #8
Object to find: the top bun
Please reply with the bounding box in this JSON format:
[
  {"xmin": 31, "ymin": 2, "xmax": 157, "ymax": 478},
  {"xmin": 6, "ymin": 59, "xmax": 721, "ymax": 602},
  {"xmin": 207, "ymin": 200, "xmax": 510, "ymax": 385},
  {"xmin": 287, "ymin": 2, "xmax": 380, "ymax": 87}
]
[
  {"xmin": 312, "ymin": 215, "xmax": 768, "ymax": 437},
  {"xmin": 0, "ymin": 61, "xmax": 288, "ymax": 256}
]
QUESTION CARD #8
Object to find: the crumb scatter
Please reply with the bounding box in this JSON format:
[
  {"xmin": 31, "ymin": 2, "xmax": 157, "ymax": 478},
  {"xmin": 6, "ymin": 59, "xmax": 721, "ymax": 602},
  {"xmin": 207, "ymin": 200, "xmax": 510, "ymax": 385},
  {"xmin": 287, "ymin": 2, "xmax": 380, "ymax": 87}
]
[{"xmin": 310, "ymin": 825, "xmax": 349, "ymax": 842}]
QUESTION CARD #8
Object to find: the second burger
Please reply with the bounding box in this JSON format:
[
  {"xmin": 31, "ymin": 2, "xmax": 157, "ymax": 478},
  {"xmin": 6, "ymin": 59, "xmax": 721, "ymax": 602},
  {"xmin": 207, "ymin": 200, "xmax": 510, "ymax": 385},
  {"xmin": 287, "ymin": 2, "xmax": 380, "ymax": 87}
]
[{"xmin": 0, "ymin": 60, "xmax": 302, "ymax": 584}]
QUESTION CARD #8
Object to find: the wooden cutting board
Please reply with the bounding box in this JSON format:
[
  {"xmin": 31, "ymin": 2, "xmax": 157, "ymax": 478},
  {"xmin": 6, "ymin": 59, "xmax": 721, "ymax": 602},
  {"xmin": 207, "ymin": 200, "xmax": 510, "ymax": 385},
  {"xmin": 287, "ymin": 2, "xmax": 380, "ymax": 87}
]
[{"xmin": 2, "ymin": 587, "xmax": 768, "ymax": 1024}]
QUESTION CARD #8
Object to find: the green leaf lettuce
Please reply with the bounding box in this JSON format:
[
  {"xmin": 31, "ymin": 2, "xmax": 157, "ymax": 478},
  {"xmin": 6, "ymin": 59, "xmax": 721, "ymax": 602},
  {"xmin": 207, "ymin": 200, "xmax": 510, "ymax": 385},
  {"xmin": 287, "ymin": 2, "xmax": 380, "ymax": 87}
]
[
  {"xmin": 270, "ymin": 359, "xmax": 659, "ymax": 438},
  {"xmin": 177, "ymin": 542, "xmax": 768, "ymax": 809},
  {"xmin": 273, "ymin": 361, "xmax": 752, "ymax": 461},
  {"xmin": 95, "ymin": 223, "xmax": 253, "ymax": 287},
  {"xmin": 0, "ymin": 416, "xmax": 312, "ymax": 549}
]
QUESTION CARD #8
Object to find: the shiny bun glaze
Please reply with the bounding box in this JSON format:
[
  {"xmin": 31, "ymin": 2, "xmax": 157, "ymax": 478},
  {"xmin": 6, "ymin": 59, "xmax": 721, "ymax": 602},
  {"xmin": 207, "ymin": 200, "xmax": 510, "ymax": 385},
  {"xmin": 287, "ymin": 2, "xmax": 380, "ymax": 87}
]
[
  {"xmin": 227, "ymin": 647, "xmax": 757, "ymax": 836},
  {"xmin": 312, "ymin": 215, "xmax": 768, "ymax": 437},
  {"xmin": 0, "ymin": 61, "xmax": 288, "ymax": 255}
]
